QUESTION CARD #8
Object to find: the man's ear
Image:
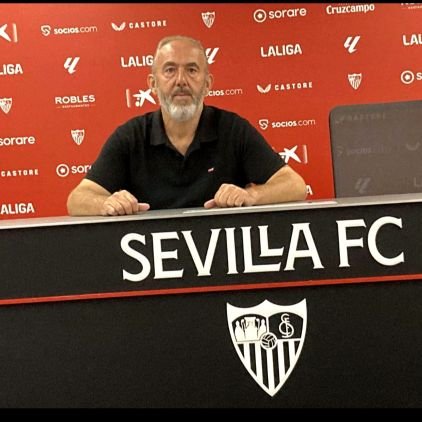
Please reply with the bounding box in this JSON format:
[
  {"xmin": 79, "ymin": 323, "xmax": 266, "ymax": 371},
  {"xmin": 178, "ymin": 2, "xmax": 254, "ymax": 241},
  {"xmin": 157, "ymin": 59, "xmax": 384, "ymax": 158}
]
[
  {"xmin": 147, "ymin": 74, "xmax": 157, "ymax": 94},
  {"xmin": 205, "ymin": 73, "xmax": 214, "ymax": 95}
]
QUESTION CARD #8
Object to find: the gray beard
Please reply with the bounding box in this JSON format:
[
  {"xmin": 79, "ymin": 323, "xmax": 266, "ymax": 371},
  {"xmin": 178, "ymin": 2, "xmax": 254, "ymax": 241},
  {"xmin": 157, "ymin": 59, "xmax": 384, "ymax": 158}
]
[
  {"xmin": 157, "ymin": 90, "xmax": 203, "ymax": 122},
  {"xmin": 167, "ymin": 102, "xmax": 198, "ymax": 122}
]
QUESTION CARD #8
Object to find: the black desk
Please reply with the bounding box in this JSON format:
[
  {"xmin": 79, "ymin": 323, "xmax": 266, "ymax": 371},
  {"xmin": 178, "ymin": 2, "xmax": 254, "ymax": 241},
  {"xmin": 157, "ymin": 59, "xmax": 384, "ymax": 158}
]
[{"xmin": 1, "ymin": 194, "xmax": 421, "ymax": 407}]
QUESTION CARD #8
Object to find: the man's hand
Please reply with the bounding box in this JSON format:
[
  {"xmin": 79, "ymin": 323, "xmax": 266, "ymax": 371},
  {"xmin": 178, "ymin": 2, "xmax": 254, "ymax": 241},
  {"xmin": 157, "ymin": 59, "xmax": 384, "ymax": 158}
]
[
  {"xmin": 204, "ymin": 183, "xmax": 257, "ymax": 209},
  {"xmin": 101, "ymin": 190, "xmax": 150, "ymax": 216}
]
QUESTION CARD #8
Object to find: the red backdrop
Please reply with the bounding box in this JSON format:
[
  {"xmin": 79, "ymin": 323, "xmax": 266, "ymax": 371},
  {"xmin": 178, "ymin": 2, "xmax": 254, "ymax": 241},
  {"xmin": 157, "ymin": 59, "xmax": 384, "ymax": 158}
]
[{"xmin": 1, "ymin": 3, "xmax": 421, "ymax": 219}]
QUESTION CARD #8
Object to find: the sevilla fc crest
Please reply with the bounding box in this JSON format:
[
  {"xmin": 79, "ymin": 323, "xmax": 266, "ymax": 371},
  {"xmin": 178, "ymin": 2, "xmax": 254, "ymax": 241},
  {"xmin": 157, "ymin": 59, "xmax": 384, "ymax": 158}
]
[
  {"xmin": 227, "ymin": 299, "xmax": 307, "ymax": 397},
  {"xmin": 71, "ymin": 129, "xmax": 85, "ymax": 145},
  {"xmin": 0, "ymin": 97, "xmax": 12, "ymax": 114},
  {"xmin": 348, "ymin": 73, "xmax": 362, "ymax": 90},
  {"xmin": 201, "ymin": 12, "xmax": 215, "ymax": 28}
]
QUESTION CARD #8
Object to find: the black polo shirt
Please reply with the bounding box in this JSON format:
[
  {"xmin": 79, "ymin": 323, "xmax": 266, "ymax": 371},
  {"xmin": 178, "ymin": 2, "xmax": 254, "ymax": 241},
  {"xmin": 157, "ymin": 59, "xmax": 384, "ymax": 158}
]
[{"xmin": 85, "ymin": 105, "xmax": 285, "ymax": 209}]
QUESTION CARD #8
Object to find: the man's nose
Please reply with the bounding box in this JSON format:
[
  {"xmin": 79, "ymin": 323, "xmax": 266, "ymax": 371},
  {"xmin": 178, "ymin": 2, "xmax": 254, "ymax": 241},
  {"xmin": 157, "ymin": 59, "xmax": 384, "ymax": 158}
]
[{"xmin": 175, "ymin": 68, "xmax": 187, "ymax": 85}]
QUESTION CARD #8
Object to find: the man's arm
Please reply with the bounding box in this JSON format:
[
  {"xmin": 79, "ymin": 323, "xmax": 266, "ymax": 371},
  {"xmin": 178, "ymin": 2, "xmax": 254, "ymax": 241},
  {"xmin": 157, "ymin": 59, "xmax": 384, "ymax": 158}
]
[
  {"xmin": 204, "ymin": 165, "xmax": 307, "ymax": 208},
  {"xmin": 67, "ymin": 179, "xmax": 150, "ymax": 216}
]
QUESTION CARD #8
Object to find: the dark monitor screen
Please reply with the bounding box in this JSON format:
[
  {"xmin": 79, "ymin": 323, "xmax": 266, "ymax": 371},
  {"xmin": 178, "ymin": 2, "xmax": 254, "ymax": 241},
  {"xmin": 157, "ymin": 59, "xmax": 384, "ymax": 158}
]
[{"xmin": 329, "ymin": 100, "xmax": 422, "ymax": 197}]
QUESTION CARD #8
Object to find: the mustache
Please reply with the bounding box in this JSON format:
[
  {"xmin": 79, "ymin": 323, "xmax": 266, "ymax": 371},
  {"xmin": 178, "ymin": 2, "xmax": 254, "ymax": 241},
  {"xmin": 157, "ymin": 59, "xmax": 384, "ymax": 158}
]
[{"xmin": 172, "ymin": 88, "xmax": 192, "ymax": 96}]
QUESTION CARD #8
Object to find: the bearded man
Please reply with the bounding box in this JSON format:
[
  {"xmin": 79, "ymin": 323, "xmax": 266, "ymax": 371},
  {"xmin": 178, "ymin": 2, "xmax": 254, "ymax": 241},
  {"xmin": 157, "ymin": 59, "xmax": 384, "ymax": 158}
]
[{"xmin": 67, "ymin": 35, "xmax": 307, "ymax": 216}]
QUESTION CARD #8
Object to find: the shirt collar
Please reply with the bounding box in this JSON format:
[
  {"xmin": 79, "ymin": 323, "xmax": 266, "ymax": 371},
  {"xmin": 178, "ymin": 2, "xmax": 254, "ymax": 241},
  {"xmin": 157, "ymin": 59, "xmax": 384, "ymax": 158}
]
[{"xmin": 150, "ymin": 105, "xmax": 218, "ymax": 147}]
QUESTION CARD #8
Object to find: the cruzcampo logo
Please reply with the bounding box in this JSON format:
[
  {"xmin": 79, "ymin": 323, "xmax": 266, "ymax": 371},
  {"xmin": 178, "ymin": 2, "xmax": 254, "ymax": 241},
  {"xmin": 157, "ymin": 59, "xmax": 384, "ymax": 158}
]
[{"xmin": 227, "ymin": 299, "xmax": 307, "ymax": 396}]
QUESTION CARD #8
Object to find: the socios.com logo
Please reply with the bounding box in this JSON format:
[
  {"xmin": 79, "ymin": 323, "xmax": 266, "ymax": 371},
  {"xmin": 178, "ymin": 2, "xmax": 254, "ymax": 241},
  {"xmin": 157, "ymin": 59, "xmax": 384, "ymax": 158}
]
[
  {"xmin": 253, "ymin": 9, "xmax": 267, "ymax": 23},
  {"xmin": 41, "ymin": 25, "xmax": 51, "ymax": 36},
  {"xmin": 258, "ymin": 119, "xmax": 269, "ymax": 130}
]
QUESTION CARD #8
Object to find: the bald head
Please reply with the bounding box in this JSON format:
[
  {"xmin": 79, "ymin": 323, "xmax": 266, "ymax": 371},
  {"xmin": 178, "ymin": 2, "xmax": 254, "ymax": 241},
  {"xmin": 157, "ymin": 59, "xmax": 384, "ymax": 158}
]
[{"xmin": 151, "ymin": 35, "xmax": 209, "ymax": 74}]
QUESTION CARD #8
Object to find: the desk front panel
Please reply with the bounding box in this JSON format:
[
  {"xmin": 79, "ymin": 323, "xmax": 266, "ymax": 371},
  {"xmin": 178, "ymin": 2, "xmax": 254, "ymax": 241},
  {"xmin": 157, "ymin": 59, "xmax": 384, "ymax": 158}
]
[{"xmin": 0, "ymin": 201, "xmax": 421, "ymax": 407}]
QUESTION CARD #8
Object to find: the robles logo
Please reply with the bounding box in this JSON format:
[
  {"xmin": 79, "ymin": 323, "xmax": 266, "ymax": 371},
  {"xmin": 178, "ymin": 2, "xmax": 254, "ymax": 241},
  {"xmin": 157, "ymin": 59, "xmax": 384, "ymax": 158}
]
[{"xmin": 55, "ymin": 94, "xmax": 96, "ymax": 109}]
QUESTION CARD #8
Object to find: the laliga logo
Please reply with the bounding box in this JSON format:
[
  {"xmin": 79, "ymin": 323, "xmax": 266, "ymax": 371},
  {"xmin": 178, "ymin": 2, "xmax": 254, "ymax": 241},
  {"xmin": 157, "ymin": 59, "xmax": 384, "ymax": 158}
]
[
  {"xmin": 0, "ymin": 23, "xmax": 18, "ymax": 42},
  {"xmin": 205, "ymin": 47, "xmax": 219, "ymax": 65},
  {"xmin": 64, "ymin": 57, "xmax": 80, "ymax": 74},
  {"xmin": 253, "ymin": 9, "xmax": 267, "ymax": 23},
  {"xmin": 344, "ymin": 35, "xmax": 361, "ymax": 54},
  {"xmin": 227, "ymin": 299, "xmax": 307, "ymax": 396}
]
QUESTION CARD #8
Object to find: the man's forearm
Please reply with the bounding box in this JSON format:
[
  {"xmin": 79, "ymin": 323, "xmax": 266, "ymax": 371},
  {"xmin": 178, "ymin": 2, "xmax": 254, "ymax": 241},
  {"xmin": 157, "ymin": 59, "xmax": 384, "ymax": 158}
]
[
  {"xmin": 246, "ymin": 166, "xmax": 307, "ymax": 205},
  {"xmin": 67, "ymin": 190, "xmax": 108, "ymax": 216}
]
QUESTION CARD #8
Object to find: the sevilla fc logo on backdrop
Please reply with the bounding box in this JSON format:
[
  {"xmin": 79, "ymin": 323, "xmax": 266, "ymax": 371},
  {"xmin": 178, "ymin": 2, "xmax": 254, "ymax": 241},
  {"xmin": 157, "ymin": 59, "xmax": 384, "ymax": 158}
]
[
  {"xmin": 348, "ymin": 73, "xmax": 362, "ymax": 90},
  {"xmin": 227, "ymin": 299, "xmax": 307, "ymax": 397},
  {"xmin": 71, "ymin": 129, "xmax": 85, "ymax": 145},
  {"xmin": 201, "ymin": 12, "xmax": 215, "ymax": 28},
  {"xmin": 0, "ymin": 97, "xmax": 12, "ymax": 114}
]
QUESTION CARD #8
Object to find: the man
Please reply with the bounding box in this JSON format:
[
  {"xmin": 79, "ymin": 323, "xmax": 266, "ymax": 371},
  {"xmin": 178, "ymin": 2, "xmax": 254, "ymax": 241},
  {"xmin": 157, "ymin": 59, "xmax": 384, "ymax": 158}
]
[{"xmin": 67, "ymin": 35, "xmax": 307, "ymax": 216}]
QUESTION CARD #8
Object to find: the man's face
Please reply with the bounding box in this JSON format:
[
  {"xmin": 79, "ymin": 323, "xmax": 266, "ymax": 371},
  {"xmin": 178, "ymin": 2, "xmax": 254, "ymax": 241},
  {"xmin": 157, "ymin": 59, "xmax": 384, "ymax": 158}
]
[{"xmin": 149, "ymin": 40, "xmax": 213, "ymax": 122}]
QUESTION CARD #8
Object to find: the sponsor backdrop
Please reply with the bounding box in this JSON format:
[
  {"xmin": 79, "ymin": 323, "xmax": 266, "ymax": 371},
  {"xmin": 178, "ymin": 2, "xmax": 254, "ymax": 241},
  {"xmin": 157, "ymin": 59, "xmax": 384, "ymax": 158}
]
[{"xmin": 1, "ymin": 2, "xmax": 422, "ymax": 219}]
